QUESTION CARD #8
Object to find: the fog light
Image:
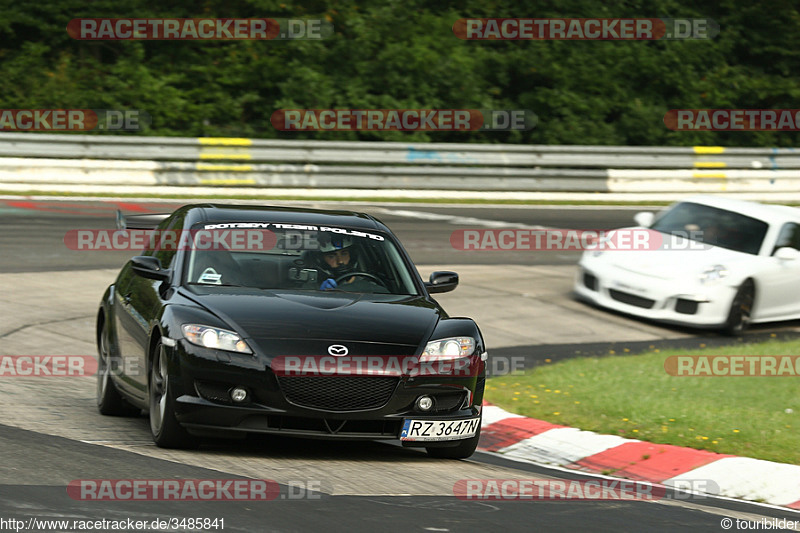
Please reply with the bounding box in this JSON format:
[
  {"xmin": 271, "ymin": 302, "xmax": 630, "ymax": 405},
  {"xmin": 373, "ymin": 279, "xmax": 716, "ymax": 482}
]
[
  {"xmin": 230, "ymin": 387, "xmax": 248, "ymax": 403},
  {"xmin": 415, "ymin": 395, "xmax": 433, "ymax": 412}
]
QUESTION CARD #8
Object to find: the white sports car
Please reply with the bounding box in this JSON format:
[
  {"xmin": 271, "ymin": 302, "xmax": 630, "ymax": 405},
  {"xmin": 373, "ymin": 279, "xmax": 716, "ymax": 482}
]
[{"xmin": 574, "ymin": 196, "xmax": 800, "ymax": 334}]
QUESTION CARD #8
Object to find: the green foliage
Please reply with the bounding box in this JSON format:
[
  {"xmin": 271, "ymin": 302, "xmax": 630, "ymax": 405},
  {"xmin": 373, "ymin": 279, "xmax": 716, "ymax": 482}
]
[{"xmin": 0, "ymin": 0, "xmax": 798, "ymax": 145}]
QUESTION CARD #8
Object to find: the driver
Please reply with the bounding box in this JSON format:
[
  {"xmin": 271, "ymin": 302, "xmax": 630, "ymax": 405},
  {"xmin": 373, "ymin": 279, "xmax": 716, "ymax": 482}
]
[
  {"xmin": 315, "ymin": 234, "xmax": 359, "ymax": 290},
  {"xmin": 312, "ymin": 234, "xmax": 388, "ymax": 293},
  {"xmin": 698, "ymin": 219, "xmax": 723, "ymax": 246},
  {"xmin": 685, "ymin": 221, "xmax": 720, "ymax": 246}
]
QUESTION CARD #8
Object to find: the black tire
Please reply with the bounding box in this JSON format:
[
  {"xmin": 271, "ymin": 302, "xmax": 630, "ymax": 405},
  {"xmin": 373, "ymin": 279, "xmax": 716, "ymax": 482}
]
[
  {"xmin": 149, "ymin": 341, "xmax": 195, "ymax": 448},
  {"xmin": 723, "ymin": 280, "xmax": 754, "ymax": 336},
  {"xmin": 426, "ymin": 421, "xmax": 481, "ymax": 459},
  {"xmin": 97, "ymin": 322, "xmax": 139, "ymax": 416}
]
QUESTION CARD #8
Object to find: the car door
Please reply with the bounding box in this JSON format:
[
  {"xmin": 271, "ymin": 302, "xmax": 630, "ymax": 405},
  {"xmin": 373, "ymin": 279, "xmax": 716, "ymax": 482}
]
[
  {"xmin": 114, "ymin": 215, "xmax": 181, "ymax": 397},
  {"xmin": 112, "ymin": 261, "xmax": 142, "ymax": 397},
  {"xmin": 755, "ymin": 222, "xmax": 800, "ymax": 319}
]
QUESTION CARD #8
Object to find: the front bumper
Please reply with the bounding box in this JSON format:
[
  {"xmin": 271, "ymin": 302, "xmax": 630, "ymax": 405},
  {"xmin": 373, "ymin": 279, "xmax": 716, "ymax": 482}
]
[
  {"xmin": 166, "ymin": 340, "xmax": 485, "ymax": 444},
  {"xmin": 574, "ymin": 263, "xmax": 737, "ymax": 328}
]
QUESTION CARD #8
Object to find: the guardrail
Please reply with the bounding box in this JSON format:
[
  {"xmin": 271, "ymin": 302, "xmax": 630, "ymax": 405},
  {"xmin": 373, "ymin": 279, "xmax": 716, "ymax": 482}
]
[{"xmin": 0, "ymin": 133, "xmax": 798, "ymax": 193}]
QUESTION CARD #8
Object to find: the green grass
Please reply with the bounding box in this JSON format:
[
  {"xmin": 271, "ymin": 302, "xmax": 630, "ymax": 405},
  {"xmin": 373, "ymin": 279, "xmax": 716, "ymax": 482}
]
[{"xmin": 486, "ymin": 339, "xmax": 800, "ymax": 464}]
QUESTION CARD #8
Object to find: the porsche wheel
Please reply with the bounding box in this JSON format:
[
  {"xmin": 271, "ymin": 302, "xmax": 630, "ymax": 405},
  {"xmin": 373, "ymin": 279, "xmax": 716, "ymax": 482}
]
[
  {"xmin": 723, "ymin": 280, "xmax": 754, "ymax": 336},
  {"xmin": 149, "ymin": 341, "xmax": 194, "ymax": 448}
]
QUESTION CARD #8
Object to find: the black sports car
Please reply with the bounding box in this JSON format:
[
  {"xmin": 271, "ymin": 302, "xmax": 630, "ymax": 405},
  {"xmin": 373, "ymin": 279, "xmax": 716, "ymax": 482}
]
[{"xmin": 97, "ymin": 204, "xmax": 487, "ymax": 458}]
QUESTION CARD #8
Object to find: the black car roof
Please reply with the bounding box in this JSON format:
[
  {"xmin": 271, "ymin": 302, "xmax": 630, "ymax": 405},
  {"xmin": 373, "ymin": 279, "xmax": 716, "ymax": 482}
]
[{"xmin": 180, "ymin": 203, "xmax": 389, "ymax": 232}]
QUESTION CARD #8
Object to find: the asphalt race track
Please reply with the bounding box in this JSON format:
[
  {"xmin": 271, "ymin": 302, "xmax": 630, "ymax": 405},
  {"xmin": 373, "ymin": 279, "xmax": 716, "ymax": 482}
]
[{"xmin": 1, "ymin": 198, "xmax": 799, "ymax": 532}]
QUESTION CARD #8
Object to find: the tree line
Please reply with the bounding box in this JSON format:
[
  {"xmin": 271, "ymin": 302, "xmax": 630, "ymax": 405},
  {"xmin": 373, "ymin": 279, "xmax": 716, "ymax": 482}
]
[{"xmin": 1, "ymin": 0, "xmax": 798, "ymax": 146}]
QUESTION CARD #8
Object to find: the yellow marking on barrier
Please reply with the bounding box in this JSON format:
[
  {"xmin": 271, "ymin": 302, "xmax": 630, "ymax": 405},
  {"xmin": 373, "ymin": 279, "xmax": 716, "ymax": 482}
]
[
  {"xmin": 199, "ymin": 153, "xmax": 253, "ymax": 160},
  {"xmin": 693, "ymin": 162, "xmax": 727, "ymax": 168},
  {"xmin": 196, "ymin": 163, "xmax": 254, "ymax": 172},
  {"xmin": 200, "ymin": 179, "xmax": 256, "ymax": 185},
  {"xmin": 693, "ymin": 146, "xmax": 725, "ymax": 154},
  {"xmin": 198, "ymin": 137, "xmax": 253, "ymax": 146},
  {"xmin": 692, "ymin": 172, "xmax": 727, "ymax": 179}
]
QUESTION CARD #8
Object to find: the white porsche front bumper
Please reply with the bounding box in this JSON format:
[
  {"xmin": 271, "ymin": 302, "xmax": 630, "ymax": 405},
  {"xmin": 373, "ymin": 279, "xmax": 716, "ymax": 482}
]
[{"xmin": 573, "ymin": 261, "xmax": 738, "ymax": 328}]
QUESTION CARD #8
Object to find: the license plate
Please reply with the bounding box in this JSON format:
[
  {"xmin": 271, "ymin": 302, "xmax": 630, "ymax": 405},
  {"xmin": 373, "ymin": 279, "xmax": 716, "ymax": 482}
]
[{"xmin": 401, "ymin": 417, "xmax": 480, "ymax": 442}]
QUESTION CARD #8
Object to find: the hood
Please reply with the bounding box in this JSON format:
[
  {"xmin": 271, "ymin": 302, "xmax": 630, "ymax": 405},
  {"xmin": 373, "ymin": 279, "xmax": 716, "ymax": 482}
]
[
  {"xmin": 179, "ymin": 288, "xmax": 441, "ymax": 352},
  {"xmin": 599, "ymin": 231, "xmax": 754, "ymax": 279}
]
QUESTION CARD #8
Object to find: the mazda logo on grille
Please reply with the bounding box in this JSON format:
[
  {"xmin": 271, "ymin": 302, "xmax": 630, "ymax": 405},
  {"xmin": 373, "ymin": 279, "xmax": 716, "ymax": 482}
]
[{"xmin": 327, "ymin": 344, "xmax": 348, "ymax": 356}]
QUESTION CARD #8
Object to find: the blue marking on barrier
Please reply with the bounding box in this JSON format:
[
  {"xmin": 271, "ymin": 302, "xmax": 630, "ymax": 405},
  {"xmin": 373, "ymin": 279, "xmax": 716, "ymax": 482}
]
[
  {"xmin": 406, "ymin": 146, "xmax": 480, "ymax": 164},
  {"xmin": 769, "ymin": 148, "xmax": 779, "ymax": 170},
  {"xmin": 407, "ymin": 147, "xmax": 442, "ymax": 162}
]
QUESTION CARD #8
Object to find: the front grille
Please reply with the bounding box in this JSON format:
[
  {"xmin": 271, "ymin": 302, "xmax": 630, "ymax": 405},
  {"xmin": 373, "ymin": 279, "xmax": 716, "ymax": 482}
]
[
  {"xmin": 608, "ymin": 289, "xmax": 655, "ymax": 309},
  {"xmin": 583, "ymin": 272, "xmax": 598, "ymax": 291},
  {"xmin": 277, "ymin": 376, "xmax": 398, "ymax": 411},
  {"xmin": 675, "ymin": 298, "xmax": 699, "ymax": 315}
]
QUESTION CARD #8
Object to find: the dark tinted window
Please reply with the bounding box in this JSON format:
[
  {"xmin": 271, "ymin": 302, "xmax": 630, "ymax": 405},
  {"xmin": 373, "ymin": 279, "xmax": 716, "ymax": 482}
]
[
  {"xmin": 183, "ymin": 223, "xmax": 419, "ymax": 295},
  {"xmin": 651, "ymin": 202, "xmax": 768, "ymax": 255},
  {"xmin": 773, "ymin": 223, "xmax": 800, "ymax": 254},
  {"xmin": 143, "ymin": 213, "xmax": 184, "ymax": 269}
]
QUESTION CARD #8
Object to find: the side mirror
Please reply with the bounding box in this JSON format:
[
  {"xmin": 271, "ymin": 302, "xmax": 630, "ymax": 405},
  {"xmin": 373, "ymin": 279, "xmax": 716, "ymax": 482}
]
[
  {"xmin": 131, "ymin": 256, "xmax": 170, "ymax": 281},
  {"xmin": 774, "ymin": 247, "xmax": 800, "ymax": 261},
  {"xmin": 425, "ymin": 271, "xmax": 459, "ymax": 294},
  {"xmin": 634, "ymin": 212, "xmax": 655, "ymax": 228}
]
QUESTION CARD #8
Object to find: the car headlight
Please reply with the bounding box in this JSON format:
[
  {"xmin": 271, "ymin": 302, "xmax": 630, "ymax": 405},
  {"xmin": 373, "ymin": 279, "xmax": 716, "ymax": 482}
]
[
  {"xmin": 181, "ymin": 324, "xmax": 252, "ymax": 354},
  {"xmin": 420, "ymin": 336, "xmax": 475, "ymax": 362},
  {"xmin": 699, "ymin": 264, "xmax": 729, "ymax": 285}
]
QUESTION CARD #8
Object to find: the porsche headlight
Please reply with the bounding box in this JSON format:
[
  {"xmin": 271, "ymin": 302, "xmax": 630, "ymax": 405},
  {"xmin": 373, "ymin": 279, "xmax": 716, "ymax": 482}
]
[
  {"xmin": 181, "ymin": 324, "xmax": 252, "ymax": 354},
  {"xmin": 699, "ymin": 264, "xmax": 729, "ymax": 285},
  {"xmin": 421, "ymin": 336, "xmax": 475, "ymax": 362}
]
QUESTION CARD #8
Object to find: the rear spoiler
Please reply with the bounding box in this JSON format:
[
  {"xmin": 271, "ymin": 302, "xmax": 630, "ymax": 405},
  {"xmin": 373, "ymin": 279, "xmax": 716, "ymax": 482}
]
[{"xmin": 116, "ymin": 210, "xmax": 171, "ymax": 230}]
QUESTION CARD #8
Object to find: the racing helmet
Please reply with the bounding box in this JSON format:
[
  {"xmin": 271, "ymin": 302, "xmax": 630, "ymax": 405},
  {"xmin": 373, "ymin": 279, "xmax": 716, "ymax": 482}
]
[{"xmin": 316, "ymin": 233, "xmax": 359, "ymax": 278}]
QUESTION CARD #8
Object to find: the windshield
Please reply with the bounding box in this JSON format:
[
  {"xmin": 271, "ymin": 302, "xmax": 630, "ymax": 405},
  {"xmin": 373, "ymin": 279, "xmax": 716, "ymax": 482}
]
[
  {"xmin": 650, "ymin": 202, "xmax": 768, "ymax": 255},
  {"xmin": 183, "ymin": 222, "xmax": 419, "ymax": 295}
]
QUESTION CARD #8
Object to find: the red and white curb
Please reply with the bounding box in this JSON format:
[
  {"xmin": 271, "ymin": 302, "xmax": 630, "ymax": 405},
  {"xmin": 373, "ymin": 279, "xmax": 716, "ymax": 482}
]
[{"xmin": 479, "ymin": 403, "xmax": 800, "ymax": 509}]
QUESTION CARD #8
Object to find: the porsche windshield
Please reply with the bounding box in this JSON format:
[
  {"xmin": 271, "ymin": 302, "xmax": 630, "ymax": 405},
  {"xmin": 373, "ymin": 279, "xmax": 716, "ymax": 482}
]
[
  {"xmin": 650, "ymin": 202, "xmax": 768, "ymax": 255},
  {"xmin": 183, "ymin": 223, "xmax": 419, "ymax": 295}
]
